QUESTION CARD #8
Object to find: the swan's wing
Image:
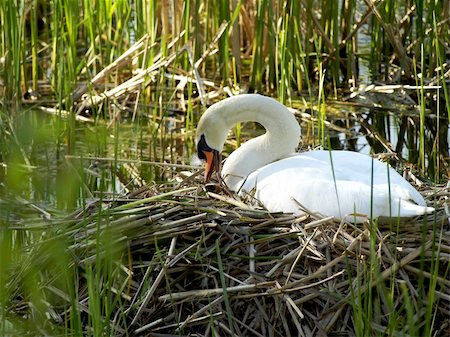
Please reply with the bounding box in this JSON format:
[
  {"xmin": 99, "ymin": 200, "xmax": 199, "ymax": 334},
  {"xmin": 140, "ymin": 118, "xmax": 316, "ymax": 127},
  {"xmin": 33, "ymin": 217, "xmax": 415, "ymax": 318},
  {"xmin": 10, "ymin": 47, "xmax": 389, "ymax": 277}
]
[
  {"xmin": 239, "ymin": 151, "xmax": 432, "ymax": 219},
  {"xmin": 299, "ymin": 150, "xmax": 428, "ymax": 207},
  {"xmin": 241, "ymin": 164, "xmax": 383, "ymax": 219}
]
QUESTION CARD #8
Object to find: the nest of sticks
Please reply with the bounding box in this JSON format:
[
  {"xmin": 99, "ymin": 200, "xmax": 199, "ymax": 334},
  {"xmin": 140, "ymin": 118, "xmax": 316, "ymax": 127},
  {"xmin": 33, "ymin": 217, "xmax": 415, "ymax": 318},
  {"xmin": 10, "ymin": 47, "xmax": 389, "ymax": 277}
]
[{"xmin": 60, "ymin": 175, "xmax": 449, "ymax": 337}]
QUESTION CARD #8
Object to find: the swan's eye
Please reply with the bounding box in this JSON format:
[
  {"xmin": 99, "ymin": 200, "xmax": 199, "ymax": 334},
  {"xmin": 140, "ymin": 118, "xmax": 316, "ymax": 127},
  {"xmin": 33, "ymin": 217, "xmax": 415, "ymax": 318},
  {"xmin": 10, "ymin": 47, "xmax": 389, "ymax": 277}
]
[{"xmin": 197, "ymin": 134, "xmax": 213, "ymax": 160}]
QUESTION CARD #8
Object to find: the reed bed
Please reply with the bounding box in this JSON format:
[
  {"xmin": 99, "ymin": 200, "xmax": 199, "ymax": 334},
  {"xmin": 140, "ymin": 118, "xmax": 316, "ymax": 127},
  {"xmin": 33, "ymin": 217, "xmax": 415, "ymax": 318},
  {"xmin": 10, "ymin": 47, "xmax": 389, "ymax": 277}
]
[{"xmin": 3, "ymin": 177, "xmax": 448, "ymax": 336}]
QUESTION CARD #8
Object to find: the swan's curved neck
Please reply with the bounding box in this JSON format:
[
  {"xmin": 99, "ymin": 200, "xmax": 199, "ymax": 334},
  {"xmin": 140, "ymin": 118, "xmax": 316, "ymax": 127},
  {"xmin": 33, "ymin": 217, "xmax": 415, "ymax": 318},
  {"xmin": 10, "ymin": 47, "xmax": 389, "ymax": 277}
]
[{"xmin": 212, "ymin": 95, "xmax": 301, "ymax": 191}]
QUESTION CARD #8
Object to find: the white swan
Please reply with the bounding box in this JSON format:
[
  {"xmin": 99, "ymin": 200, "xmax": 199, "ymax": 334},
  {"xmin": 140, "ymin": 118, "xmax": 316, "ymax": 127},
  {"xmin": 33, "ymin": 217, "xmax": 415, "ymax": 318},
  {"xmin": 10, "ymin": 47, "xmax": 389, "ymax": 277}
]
[{"xmin": 196, "ymin": 94, "xmax": 434, "ymax": 222}]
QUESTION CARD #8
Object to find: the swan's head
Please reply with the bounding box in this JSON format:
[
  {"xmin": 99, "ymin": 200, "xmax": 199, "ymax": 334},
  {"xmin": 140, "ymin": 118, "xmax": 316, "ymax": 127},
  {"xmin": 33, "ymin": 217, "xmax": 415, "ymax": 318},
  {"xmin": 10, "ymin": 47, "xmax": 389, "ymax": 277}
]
[
  {"xmin": 195, "ymin": 100, "xmax": 230, "ymax": 181},
  {"xmin": 196, "ymin": 134, "xmax": 222, "ymax": 181},
  {"xmin": 195, "ymin": 94, "xmax": 301, "ymax": 183}
]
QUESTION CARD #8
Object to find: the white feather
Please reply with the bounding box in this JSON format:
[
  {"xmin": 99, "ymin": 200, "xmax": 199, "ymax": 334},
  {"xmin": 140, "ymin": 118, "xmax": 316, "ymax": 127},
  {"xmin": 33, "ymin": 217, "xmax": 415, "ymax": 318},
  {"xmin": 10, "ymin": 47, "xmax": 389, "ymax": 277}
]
[{"xmin": 197, "ymin": 94, "xmax": 434, "ymax": 222}]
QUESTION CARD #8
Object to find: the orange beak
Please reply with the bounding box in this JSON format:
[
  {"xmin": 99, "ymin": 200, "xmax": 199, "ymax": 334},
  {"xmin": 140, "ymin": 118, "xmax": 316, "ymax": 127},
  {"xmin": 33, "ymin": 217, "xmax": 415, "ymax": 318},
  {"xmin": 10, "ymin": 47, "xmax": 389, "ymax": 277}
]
[{"xmin": 203, "ymin": 150, "xmax": 221, "ymax": 182}]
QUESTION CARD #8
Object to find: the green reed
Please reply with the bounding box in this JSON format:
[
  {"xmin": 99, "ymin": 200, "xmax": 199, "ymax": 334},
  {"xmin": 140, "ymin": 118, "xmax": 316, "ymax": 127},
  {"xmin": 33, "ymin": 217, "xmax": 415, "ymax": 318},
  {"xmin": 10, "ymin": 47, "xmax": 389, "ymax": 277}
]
[
  {"xmin": 323, "ymin": 0, "xmax": 340, "ymax": 87},
  {"xmin": 340, "ymin": 0, "xmax": 356, "ymax": 84},
  {"xmin": 0, "ymin": 0, "xmax": 25, "ymax": 109},
  {"xmin": 30, "ymin": 0, "xmax": 38, "ymax": 91},
  {"xmin": 218, "ymin": 0, "xmax": 231, "ymax": 82},
  {"xmin": 250, "ymin": 0, "xmax": 268, "ymax": 92},
  {"xmin": 347, "ymin": 218, "xmax": 445, "ymax": 337},
  {"xmin": 434, "ymin": 14, "xmax": 450, "ymax": 121},
  {"xmin": 278, "ymin": 3, "xmax": 289, "ymax": 102}
]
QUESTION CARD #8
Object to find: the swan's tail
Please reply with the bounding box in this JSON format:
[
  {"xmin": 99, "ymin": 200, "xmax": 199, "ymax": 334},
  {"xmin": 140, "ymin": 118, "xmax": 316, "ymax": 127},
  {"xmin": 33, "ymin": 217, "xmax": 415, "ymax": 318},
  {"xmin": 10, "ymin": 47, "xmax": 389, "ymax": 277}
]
[{"xmin": 393, "ymin": 199, "xmax": 435, "ymax": 217}]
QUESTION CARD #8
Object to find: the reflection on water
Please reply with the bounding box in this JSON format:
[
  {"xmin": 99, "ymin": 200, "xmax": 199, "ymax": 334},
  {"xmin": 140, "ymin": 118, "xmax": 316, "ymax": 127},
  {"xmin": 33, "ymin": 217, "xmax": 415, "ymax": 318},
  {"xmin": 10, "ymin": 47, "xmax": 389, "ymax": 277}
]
[{"xmin": 321, "ymin": 97, "xmax": 449, "ymax": 183}]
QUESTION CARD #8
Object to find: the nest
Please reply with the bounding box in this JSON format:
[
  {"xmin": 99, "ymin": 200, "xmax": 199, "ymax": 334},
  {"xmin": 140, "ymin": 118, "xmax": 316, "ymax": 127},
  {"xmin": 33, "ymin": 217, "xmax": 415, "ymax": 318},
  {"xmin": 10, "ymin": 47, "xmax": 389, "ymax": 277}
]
[{"xmin": 53, "ymin": 175, "xmax": 450, "ymax": 337}]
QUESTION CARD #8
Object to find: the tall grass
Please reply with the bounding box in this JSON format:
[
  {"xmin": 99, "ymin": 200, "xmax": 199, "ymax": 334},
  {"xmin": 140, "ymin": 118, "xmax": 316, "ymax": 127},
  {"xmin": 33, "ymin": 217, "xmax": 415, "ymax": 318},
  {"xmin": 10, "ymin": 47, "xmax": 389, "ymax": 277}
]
[
  {"xmin": 347, "ymin": 217, "xmax": 447, "ymax": 337},
  {"xmin": 1, "ymin": 1, "xmax": 448, "ymax": 100},
  {"xmin": 0, "ymin": 0, "xmax": 25, "ymax": 110}
]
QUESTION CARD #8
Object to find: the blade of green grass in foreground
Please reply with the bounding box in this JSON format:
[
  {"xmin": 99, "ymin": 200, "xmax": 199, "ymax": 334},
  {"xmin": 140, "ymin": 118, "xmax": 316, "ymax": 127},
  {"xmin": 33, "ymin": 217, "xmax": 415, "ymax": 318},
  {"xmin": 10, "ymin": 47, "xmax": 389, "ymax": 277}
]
[{"xmin": 216, "ymin": 238, "xmax": 235, "ymax": 337}]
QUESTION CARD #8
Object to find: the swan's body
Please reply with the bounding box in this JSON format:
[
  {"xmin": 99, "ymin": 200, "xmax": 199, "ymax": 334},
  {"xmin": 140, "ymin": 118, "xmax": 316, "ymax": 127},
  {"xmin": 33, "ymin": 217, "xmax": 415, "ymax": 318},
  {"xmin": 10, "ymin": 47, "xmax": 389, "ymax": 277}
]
[{"xmin": 196, "ymin": 94, "xmax": 434, "ymax": 222}]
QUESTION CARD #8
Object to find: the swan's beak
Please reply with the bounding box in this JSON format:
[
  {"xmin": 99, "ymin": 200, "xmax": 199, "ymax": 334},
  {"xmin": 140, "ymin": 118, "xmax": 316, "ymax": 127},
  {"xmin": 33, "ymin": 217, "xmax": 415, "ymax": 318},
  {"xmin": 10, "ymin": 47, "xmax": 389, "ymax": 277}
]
[
  {"xmin": 203, "ymin": 150, "xmax": 221, "ymax": 182},
  {"xmin": 197, "ymin": 134, "xmax": 221, "ymax": 182}
]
